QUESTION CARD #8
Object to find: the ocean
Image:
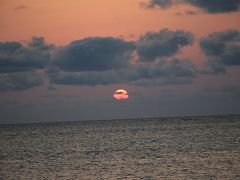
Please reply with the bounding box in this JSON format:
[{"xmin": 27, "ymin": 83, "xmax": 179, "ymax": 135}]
[{"xmin": 0, "ymin": 115, "xmax": 240, "ymax": 179}]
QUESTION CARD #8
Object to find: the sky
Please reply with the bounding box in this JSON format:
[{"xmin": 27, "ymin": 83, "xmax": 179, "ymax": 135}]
[{"xmin": 0, "ymin": 0, "xmax": 240, "ymax": 124}]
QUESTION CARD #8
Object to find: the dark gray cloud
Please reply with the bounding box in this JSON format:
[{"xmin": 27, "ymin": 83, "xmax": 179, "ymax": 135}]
[
  {"xmin": 186, "ymin": 0, "xmax": 240, "ymax": 13},
  {"xmin": 8, "ymin": 30, "xmax": 240, "ymax": 89},
  {"xmin": 144, "ymin": 0, "xmax": 175, "ymax": 9},
  {"xmin": 0, "ymin": 33, "xmax": 199, "ymax": 91},
  {"xmin": 0, "ymin": 71, "xmax": 43, "ymax": 91},
  {"xmin": 29, "ymin": 37, "xmax": 53, "ymax": 50},
  {"xmin": 52, "ymin": 37, "xmax": 135, "ymax": 71},
  {"xmin": 200, "ymin": 59, "xmax": 226, "ymax": 75},
  {"xmin": 48, "ymin": 58, "xmax": 197, "ymax": 86},
  {"xmin": 144, "ymin": 0, "xmax": 240, "ymax": 13},
  {"xmin": 200, "ymin": 30, "xmax": 240, "ymax": 72},
  {"xmin": 220, "ymin": 44, "xmax": 240, "ymax": 66},
  {"xmin": 200, "ymin": 30, "xmax": 240, "ymax": 56},
  {"xmin": 0, "ymin": 37, "xmax": 53, "ymax": 73},
  {"xmin": 48, "ymin": 70, "xmax": 121, "ymax": 86},
  {"xmin": 0, "ymin": 41, "xmax": 22, "ymax": 53},
  {"xmin": 136, "ymin": 29, "xmax": 193, "ymax": 61}
]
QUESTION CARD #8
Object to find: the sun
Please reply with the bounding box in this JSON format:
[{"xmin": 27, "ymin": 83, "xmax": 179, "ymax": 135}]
[{"xmin": 113, "ymin": 89, "xmax": 129, "ymax": 100}]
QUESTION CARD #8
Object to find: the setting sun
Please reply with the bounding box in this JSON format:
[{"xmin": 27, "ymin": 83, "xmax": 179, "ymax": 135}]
[{"xmin": 113, "ymin": 89, "xmax": 129, "ymax": 100}]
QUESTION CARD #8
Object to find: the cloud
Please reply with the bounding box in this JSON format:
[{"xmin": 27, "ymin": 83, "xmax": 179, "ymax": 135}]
[
  {"xmin": 132, "ymin": 77, "xmax": 194, "ymax": 86},
  {"xmin": 0, "ymin": 37, "xmax": 53, "ymax": 73},
  {"xmin": 8, "ymin": 29, "xmax": 240, "ymax": 90},
  {"xmin": 48, "ymin": 70, "xmax": 122, "ymax": 86},
  {"xmin": 200, "ymin": 59, "xmax": 226, "ymax": 75},
  {"xmin": 29, "ymin": 37, "xmax": 53, "ymax": 50},
  {"xmin": 136, "ymin": 29, "xmax": 193, "ymax": 61},
  {"xmin": 200, "ymin": 30, "xmax": 240, "ymax": 73},
  {"xmin": 175, "ymin": 10, "xmax": 200, "ymax": 16},
  {"xmin": 200, "ymin": 30, "xmax": 240, "ymax": 56},
  {"xmin": 186, "ymin": 0, "xmax": 240, "ymax": 13},
  {"xmin": 15, "ymin": 5, "xmax": 27, "ymax": 11},
  {"xmin": 52, "ymin": 37, "xmax": 135, "ymax": 71},
  {"xmin": 144, "ymin": 0, "xmax": 175, "ymax": 9},
  {"xmin": 48, "ymin": 58, "xmax": 198, "ymax": 86},
  {"xmin": 0, "ymin": 32, "xmax": 200, "ymax": 90},
  {"xmin": 0, "ymin": 33, "xmax": 197, "ymax": 91},
  {"xmin": 143, "ymin": 0, "xmax": 240, "ymax": 13},
  {"xmin": 185, "ymin": 10, "xmax": 198, "ymax": 15},
  {"xmin": 214, "ymin": 85, "xmax": 240, "ymax": 93},
  {"xmin": 0, "ymin": 41, "xmax": 22, "ymax": 53},
  {"xmin": 0, "ymin": 71, "xmax": 43, "ymax": 91}
]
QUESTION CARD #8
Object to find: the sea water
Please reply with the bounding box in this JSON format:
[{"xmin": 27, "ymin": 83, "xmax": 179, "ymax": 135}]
[{"xmin": 0, "ymin": 115, "xmax": 240, "ymax": 179}]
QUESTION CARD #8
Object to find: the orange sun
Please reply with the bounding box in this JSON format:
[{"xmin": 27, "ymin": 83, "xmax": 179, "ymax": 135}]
[{"xmin": 113, "ymin": 89, "xmax": 129, "ymax": 100}]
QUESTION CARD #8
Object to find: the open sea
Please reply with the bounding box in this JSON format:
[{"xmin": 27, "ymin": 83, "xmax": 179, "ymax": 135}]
[{"xmin": 0, "ymin": 115, "xmax": 240, "ymax": 179}]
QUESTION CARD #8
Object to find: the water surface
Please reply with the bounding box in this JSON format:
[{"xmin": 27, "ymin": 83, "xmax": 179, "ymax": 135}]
[{"xmin": 0, "ymin": 115, "xmax": 240, "ymax": 179}]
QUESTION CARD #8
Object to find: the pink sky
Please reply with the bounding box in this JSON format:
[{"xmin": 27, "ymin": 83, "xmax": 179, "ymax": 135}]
[{"xmin": 1, "ymin": 0, "xmax": 239, "ymax": 44}]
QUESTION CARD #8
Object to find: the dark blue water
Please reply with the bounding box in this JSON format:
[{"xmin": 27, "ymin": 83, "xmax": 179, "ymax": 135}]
[{"xmin": 1, "ymin": 115, "xmax": 240, "ymax": 179}]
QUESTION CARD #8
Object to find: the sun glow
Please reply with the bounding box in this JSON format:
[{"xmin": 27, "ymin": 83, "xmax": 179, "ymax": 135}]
[{"xmin": 113, "ymin": 89, "xmax": 129, "ymax": 100}]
